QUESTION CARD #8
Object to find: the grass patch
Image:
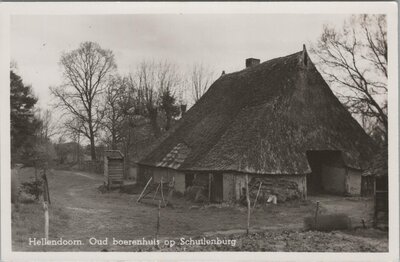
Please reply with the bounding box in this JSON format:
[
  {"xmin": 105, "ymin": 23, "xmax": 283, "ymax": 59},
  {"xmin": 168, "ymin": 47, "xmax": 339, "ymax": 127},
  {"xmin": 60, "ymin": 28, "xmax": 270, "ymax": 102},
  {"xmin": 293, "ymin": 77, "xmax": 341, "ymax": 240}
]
[
  {"xmin": 119, "ymin": 184, "xmax": 142, "ymax": 194},
  {"xmin": 12, "ymin": 203, "xmax": 70, "ymax": 251}
]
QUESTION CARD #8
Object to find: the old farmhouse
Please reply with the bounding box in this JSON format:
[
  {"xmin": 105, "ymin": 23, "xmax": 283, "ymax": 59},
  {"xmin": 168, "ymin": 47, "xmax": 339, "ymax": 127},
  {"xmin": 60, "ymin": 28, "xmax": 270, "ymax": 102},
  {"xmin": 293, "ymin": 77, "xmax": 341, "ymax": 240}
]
[{"xmin": 137, "ymin": 46, "xmax": 376, "ymax": 203}]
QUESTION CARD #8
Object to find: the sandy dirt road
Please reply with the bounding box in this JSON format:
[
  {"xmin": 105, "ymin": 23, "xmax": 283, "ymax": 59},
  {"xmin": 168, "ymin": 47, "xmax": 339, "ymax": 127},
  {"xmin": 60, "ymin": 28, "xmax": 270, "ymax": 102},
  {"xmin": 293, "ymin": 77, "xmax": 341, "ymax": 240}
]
[
  {"xmin": 40, "ymin": 169, "xmax": 312, "ymax": 250},
  {"xmin": 13, "ymin": 168, "xmax": 385, "ymax": 252}
]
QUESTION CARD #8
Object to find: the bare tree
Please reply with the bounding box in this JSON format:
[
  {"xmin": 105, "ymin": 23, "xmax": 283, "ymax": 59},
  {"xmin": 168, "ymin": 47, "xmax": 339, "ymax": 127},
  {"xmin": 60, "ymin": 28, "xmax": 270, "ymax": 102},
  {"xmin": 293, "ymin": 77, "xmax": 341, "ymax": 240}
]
[
  {"xmin": 136, "ymin": 61, "xmax": 159, "ymax": 137},
  {"xmin": 50, "ymin": 41, "xmax": 116, "ymax": 160},
  {"xmin": 118, "ymin": 78, "xmax": 144, "ymax": 177},
  {"xmin": 36, "ymin": 109, "xmax": 59, "ymax": 141},
  {"xmin": 136, "ymin": 60, "xmax": 181, "ymax": 136},
  {"xmin": 63, "ymin": 116, "xmax": 85, "ymax": 163},
  {"xmin": 103, "ymin": 75, "xmax": 130, "ymax": 149},
  {"xmin": 189, "ymin": 62, "xmax": 214, "ymax": 103},
  {"xmin": 311, "ymin": 15, "xmax": 387, "ymax": 143}
]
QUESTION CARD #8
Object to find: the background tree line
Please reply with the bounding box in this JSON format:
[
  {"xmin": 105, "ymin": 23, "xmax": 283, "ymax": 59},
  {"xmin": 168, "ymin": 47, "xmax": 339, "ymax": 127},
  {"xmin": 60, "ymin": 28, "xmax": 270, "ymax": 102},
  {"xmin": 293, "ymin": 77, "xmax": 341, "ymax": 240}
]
[{"xmin": 50, "ymin": 42, "xmax": 215, "ymax": 163}]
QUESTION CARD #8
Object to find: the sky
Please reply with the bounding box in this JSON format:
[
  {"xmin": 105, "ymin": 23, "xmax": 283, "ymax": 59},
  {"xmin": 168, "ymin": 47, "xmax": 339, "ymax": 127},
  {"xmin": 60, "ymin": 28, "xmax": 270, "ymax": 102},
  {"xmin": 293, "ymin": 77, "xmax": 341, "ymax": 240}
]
[{"xmin": 10, "ymin": 14, "xmax": 349, "ymax": 109}]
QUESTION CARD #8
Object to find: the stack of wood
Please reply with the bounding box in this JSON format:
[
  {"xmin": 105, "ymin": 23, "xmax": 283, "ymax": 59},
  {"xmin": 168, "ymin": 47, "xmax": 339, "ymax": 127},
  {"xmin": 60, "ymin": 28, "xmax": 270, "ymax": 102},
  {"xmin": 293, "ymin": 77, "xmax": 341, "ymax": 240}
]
[{"xmin": 247, "ymin": 177, "xmax": 301, "ymax": 204}]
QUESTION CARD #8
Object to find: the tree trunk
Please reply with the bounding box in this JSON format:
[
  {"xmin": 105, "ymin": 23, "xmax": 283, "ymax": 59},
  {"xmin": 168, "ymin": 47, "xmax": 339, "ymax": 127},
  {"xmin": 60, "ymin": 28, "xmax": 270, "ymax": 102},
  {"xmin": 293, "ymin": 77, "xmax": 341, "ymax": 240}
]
[
  {"xmin": 124, "ymin": 140, "xmax": 129, "ymax": 179},
  {"xmin": 89, "ymin": 128, "xmax": 96, "ymax": 161},
  {"xmin": 165, "ymin": 112, "xmax": 171, "ymax": 131},
  {"xmin": 111, "ymin": 138, "xmax": 117, "ymax": 150},
  {"xmin": 111, "ymin": 126, "xmax": 117, "ymax": 150},
  {"xmin": 77, "ymin": 133, "xmax": 81, "ymax": 165}
]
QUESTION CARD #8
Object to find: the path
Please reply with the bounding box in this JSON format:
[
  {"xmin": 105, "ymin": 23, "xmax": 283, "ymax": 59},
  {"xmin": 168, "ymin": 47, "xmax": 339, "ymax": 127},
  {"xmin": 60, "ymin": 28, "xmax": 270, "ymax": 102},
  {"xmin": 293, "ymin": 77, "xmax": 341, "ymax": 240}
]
[
  {"xmin": 13, "ymin": 168, "xmax": 386, "ymax": 251},
  {"xmin": 43, "ymin": 169, "xmax": 317, "ymax": 251},
  {"xmin": 16, "ymin": 169, "xmax": 375, "ymax": 251}
]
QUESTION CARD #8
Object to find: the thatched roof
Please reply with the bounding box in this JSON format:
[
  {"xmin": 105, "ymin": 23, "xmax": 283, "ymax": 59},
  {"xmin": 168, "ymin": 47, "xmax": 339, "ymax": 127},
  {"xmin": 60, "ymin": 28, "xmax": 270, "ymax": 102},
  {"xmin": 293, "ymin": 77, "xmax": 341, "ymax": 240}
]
[{"xmin": 138, "ymin": 48, "xmax": 376, "ymax": 175}]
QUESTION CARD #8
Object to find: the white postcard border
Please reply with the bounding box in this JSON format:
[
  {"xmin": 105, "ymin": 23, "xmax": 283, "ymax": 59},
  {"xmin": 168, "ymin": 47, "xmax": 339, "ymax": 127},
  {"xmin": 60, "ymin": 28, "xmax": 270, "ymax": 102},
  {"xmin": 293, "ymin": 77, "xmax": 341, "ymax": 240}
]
[{"xmin": 0, "ymin": 2, "xmax": 398, "ymax": 261}]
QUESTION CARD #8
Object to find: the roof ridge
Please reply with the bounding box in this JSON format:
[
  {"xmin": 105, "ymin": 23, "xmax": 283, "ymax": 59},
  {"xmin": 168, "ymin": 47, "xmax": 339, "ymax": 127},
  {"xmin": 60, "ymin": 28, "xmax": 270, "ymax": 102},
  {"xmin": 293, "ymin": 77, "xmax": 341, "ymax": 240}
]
[{"xmin": 221, "ymin": 50, "xmax": 303, "ymax": 77}]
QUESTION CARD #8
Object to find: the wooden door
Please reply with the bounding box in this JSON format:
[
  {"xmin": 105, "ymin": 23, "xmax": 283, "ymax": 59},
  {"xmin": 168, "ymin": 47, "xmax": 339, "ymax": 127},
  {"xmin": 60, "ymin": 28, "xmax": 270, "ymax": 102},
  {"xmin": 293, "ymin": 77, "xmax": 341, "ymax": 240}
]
[{"xmin": 211, "ymin": 174, "xmax": 223, "ymax": 203}]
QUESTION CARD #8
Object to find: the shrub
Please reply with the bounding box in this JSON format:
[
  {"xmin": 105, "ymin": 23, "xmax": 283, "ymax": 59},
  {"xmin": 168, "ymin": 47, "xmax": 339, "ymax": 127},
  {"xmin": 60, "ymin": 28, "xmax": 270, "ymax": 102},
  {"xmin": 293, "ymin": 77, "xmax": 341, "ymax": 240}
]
[
  {"xmin": 19, "ymin": 192, "xmax": 36, "ymax": 204},
  {"xmin": 304, "ymin": 213, "xmax": 352, "ymax": 231},
  {"xmin": 20, "ymin": 180, "xmax": 43, "ymax": 200}
]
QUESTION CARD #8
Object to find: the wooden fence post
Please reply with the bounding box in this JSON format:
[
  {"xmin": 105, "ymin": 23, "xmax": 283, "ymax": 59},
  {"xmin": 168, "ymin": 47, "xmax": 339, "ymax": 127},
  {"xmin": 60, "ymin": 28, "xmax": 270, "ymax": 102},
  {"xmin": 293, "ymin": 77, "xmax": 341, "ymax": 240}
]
[
  {"xmin": 43, "ymin": 201, "xmax": 49, "ymax": 239},
  {"xmin": 43, "ymin": 168, "xmax": 51, "ymax": 204},
  {"xmin": 208, "ymin": 174, "xmax": 212, "ymax": 203},
  {"xmin": 246, "ymin": 174, "xmax": 251, "ymax": 235},
  {"xmin": 314, "ymin": 201, "xmax": 320, "ymax": 229},
  {"xmin": 34, "ymin": 162, "xmax": 40, "ymax": 201},
  {"xmin": 160, "ymin": 176, "xmax": 166, "ymax": 206},
  {"xmin": 373, "ymin": 179, "xmax": 377, "ymax": 228},
  {"xmin": 156, "ymin": 200, "xmax": 161, "ymax": 245}
]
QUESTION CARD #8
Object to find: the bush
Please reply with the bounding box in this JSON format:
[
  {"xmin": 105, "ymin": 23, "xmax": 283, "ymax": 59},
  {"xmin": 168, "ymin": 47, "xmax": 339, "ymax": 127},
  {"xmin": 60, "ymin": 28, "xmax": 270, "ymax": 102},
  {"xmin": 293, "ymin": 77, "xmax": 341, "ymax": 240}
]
[
  {"xmin": 20, "ymin": 180, "xmax": 43, "ymax": 200},
  {"xmin": 19, "ymin": 192, "xmax": 36, "ymax": 203},
  {"xmin": 304, "ymin": 213, "xmax": 352, "ymax": 231}
]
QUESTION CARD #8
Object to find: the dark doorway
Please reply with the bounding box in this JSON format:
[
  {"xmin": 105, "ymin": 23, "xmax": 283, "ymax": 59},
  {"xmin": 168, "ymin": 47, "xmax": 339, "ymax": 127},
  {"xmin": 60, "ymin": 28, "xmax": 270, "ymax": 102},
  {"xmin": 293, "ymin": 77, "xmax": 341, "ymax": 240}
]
[
  {"xmin": 185, "ymin": 173, "xmax": 195, "ymax": 189},
  {"xmin": 306, "ymin": 150, "xmax": 345, "ymax": 195},
  {"xmin": 210, "ymin": 174, "xmax": 223, "ymax": 203}
]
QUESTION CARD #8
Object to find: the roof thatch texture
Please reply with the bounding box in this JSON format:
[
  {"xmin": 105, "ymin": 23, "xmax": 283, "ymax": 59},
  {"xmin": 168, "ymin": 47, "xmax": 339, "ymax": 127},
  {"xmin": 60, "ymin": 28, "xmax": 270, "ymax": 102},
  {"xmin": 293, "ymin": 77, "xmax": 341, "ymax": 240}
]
[{"xmin": 138, "ymin": 50, "xmax": 376, "ymax": 174}]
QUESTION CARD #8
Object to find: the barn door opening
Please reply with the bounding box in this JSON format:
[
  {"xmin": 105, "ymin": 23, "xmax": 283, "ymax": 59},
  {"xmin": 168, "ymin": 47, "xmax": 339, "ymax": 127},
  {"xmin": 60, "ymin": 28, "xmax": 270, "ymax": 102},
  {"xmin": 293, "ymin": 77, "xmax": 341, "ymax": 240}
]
[
  {"xmin": 306, "ymin": 150, "xmax": 346, "ymax": 196},
  {"xmin": 210, "ymin": 174, "xmax": 223, "ymax": 203}
]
